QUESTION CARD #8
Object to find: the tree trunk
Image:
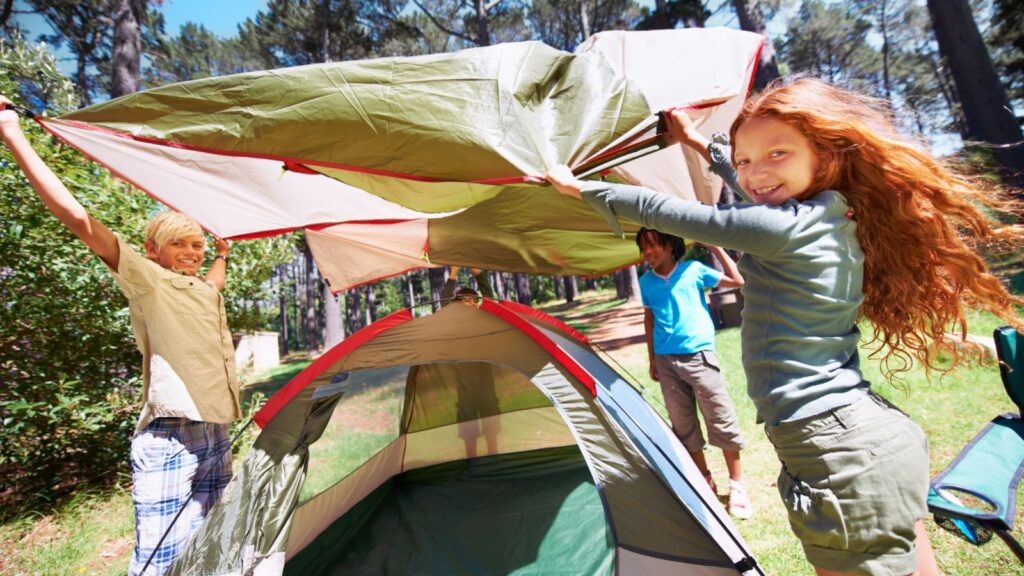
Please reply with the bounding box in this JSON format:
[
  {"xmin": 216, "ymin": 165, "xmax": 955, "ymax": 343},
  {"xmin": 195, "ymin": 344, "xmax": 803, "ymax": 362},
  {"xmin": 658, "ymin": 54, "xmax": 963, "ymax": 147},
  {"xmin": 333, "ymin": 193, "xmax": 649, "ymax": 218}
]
[
  {"xmin": 365, "ymin": 284, "xmax": 378, "ymax": 324},
  {"xmin": 75, "ymin": 51, "xmax": 90, "ymax": 107},
  {"xmin": 318, "ymin": 0, "xmax": 332, "ymax": 63},
  {"xmin": 616, "ymin": 266, "xmax": 641, "ymax": 303},
  {"xmin": 579, "ymin": 0, "xmax": 591, "ymax": 39},
  {"xmin": 428, "ymin": 267, "xmax": 446, "ymax": 311},
  {"xmin": 492, "ymin": 271, "xmax": 507, "ymax": 300},
  {"xmin": 276, "ymin": 269, "xmax": 289, "ymax": 356},
  {"xmin": 553, "ymin": 276, "xmax": 563, "ymax": 300},
  {"xmin": 0, "ymin": 0, "xmax": 13, "ymax": 28},
  {"xmin": 304, "ymin": 246, "xmax": 319, "ymax": 352},
  {"xmin": 110, "ymin": 0, "xmax": 142, "ymax": 98},
  {"xmin": 730, "ymin": 0, "xmax": 781, "ymax": 91},
  {"xmin": 877, "ymin": 0, "xmax": 892, "ymax": 101},
  {"xmin": 406, "ymin": 272, "xmax": 416, "ymax": 315},
  {"xmin": 475, "ymin": 0, "xmax": 491, "ymax": 46},
  {"xmin": 563, "ymin": 276, "xmax": 578, "ymax": 303},
  {"xmin": 345, "ymin": 287, "xmax": 363, "ymax": 334},
  {"xmin": 927, "ymin": 0, "xmax": 1024, "ymax": 192},
  {"xmin": 649, "ymin": 0, "xmax": 669, "ymax": 29},
  {"xmin": 513, "ymin": 273, "xmax": 532, "ymax": 306},
  {"xmin": 291, "ymin": 260, "xmax": 301, "ymax": 349},
  {"xmin": 322, "ymin": 283, "xmax": 344, "ymax": 349}
]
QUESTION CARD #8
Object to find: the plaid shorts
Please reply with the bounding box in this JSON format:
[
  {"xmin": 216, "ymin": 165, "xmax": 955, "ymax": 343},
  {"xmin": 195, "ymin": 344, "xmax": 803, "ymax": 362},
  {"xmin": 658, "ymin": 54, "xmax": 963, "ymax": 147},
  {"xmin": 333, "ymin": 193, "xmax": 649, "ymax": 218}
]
[{"xmin": 128, "ymin": 418, "xmax": 232, "ymax": 576}]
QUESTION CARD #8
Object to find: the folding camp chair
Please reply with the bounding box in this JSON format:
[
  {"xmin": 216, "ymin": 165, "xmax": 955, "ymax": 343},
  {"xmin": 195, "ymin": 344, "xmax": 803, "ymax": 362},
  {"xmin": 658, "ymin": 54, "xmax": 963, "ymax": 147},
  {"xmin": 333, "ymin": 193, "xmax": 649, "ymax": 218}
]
[{"xmin": 928, "ymin": 326, "xmax": 1024, "ymax": 563}]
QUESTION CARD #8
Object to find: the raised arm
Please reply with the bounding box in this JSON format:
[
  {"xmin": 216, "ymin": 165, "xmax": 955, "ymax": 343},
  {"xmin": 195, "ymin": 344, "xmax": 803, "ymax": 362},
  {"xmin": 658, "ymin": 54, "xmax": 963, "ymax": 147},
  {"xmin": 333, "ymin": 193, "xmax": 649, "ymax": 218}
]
[
  {"xmin": 643, "ymin": 308, "xmax": 659, "ymax": 382},
  {"xmin": 441, "ymin": 266, "xmax": 459, "ymax": 301},
  {"xmin": 205, "ymin": 237, "xmax": 231, "ymax": 292},
  {"xmin": 666, "ymin": 109, "xmax": 750, "ymax": 203},
  {"xmin": 545, "ymin": 164, "xmax": 796, "ymax": 257},
  {"xmin": 472, "ymin": 268, "xmax": 494, "ymax": 299},
  {"xmin": 0, "ymin": 98, "xmax": 119, "ymax": 268},
  {"xmin": 705, "ymin": 245, "xmax": 744, "ymax": 289}
]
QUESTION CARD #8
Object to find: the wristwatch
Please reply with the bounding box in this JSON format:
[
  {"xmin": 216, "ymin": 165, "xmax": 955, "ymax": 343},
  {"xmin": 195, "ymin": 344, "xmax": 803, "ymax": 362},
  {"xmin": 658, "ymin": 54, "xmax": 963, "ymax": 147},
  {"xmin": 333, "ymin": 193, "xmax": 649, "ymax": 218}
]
[{"xmin": 214, "ymin": 254, "xmax": 228, "ymax": 263}]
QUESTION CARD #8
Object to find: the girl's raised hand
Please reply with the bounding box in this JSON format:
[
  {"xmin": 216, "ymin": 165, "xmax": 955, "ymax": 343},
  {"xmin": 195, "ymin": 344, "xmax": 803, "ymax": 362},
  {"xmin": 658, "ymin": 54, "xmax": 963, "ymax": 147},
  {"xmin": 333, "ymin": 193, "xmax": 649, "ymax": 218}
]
[
  {"xmin": 666, "ymin": 109, "xmax": 710, "ymax": 153},
  {"xmin": 544, "ymin": 164, "xmax": 583, "ymax": 199}
]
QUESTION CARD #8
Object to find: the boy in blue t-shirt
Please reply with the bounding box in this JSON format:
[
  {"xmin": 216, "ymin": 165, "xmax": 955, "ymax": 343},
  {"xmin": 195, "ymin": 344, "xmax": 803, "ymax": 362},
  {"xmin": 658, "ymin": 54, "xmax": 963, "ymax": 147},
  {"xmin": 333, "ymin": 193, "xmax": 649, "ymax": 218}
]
[{"xmin": 638, "ymin": 227, "xmax": 752, "ymax": 519}]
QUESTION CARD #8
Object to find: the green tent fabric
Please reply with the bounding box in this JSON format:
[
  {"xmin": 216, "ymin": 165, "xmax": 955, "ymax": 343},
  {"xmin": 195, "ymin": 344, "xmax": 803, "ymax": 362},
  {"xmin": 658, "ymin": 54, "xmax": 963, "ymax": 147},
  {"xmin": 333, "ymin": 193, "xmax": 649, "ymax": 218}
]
[
  {"xmin": 36, "ymin": 29, "xmax": 766, "ymax": 290},
  {"xmin": 166, "ymin": 385, "xmax": 345, "ymax": 576},
  {"xmin": 285, "ymin": 447, "xmax": 616, "ymax": 576}
]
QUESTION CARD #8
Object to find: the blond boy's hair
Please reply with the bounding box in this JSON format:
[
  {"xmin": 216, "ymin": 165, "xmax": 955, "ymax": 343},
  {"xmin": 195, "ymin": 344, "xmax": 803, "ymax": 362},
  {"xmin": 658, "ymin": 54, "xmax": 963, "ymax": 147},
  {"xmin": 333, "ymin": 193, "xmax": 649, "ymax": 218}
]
[{"xmin": 144, "ymin": 212, "xmax": 204, "ymax": 250}]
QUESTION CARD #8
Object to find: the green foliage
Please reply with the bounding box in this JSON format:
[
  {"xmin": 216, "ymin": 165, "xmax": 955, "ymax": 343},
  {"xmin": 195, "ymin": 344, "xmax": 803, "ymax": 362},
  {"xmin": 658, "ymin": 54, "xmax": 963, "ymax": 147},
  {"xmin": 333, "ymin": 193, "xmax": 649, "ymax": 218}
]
[
  {"xmin": 530, "ymin": 0, "xmax": 642, "ymax": 51},
  {"xmin": 778, "ymin": 0, "xmax": 880, "ymax": 88},
  {"xmin": 988, "ymin": 0, "xmax": 1024, "ymax": 107},
  {"xmin": 145, "ymin": 22, "xmax": 265, "ymax": 86},
  {"xmin": 237, "ymin": 0, "xmax": 374, "ymax": 67},
  {"xmin": 221, "ymin": 233, "xmax": 298, "ymax": 333},
  {"xmin": 0, "ymin": 33, "xmax": 297, "ymax": 515},
  {"xmin": 1, "ymin": 34, "xmax": 145, "ymax": 513}
]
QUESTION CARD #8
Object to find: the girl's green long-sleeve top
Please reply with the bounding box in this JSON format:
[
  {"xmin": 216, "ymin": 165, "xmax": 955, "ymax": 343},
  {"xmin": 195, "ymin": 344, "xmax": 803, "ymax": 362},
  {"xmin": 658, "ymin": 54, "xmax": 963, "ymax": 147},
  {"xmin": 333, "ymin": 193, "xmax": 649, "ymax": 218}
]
[{"xmin": 579, "ymin": 144, "xmax": 869, "ymax": 426}]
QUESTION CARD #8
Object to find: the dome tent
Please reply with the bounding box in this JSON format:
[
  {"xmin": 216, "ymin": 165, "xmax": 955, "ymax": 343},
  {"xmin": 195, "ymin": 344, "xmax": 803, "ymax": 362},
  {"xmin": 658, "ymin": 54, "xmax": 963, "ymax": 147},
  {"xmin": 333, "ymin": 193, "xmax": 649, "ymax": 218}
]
[{"xmin": 167, "ymin": 300, "xmax": 762, "ymax": 575}]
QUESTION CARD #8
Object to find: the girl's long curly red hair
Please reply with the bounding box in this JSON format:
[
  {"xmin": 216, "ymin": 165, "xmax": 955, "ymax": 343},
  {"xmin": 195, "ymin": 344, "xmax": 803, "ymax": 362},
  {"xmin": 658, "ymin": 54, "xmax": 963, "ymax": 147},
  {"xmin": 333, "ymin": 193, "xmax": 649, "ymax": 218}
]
[{"xmin": 729, "ymin": 77, "xmax": 1023, "ymax": 377}]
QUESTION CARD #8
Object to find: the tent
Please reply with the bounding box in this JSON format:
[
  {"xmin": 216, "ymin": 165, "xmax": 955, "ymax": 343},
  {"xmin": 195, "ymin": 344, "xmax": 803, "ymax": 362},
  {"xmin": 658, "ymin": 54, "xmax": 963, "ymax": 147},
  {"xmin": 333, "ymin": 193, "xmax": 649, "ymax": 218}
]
[
  {"xmin": 167, "ymin": 300, "xmax": 762, "ymax": 575},
  {"xmin": 33, "ymin": 28, "xmax": 765, "ymax": 291}
]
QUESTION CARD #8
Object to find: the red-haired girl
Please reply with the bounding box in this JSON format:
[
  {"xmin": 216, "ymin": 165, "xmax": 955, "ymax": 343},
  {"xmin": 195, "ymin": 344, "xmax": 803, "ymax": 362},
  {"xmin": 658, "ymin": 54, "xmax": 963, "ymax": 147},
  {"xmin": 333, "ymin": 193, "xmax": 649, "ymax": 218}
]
[{"xmin": 546, "ymin": 77, "xmax": 1023, "ymax": 576}]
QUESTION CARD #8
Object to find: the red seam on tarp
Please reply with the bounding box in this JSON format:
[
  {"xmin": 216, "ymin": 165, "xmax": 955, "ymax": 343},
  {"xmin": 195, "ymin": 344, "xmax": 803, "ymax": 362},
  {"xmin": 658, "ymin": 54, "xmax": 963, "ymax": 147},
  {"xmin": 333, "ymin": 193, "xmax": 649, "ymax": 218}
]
[
  {"xmin": 227, "ymin": 219, "xmax": 421, "ymax": 241},
  {"xmin": 745, "ymin": 37, "xmax": 767, "ymax": 97},
  {"xmin": 36, "ymin": 116, "xmax": 205, "ymax": 232},
  {"xmin": 498, "ymin": 300, "xmax": 589, "ymax": 346},
  {"xmin": 254, "ymin": 308, "xmax": 413, "ymax": 428},
  {"xmin": 327, "ymin": 264, "xmax": 432, "ymax": 293},
  {"xmin": 39, "ymin": 116, "xmax": 538, "ymax": 185},
  {"xmin": 480, "ymin": 300, "xmax": 596, "ymax": 396}
]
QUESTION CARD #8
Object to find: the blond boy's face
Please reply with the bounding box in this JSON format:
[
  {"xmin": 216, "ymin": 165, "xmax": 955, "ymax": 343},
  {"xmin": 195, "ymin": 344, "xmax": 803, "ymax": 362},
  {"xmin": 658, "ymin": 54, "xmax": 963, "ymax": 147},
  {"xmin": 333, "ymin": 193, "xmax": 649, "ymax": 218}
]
[{"xmin": 145, "ymin": 234, "xmax": 206, "ymax": 275}]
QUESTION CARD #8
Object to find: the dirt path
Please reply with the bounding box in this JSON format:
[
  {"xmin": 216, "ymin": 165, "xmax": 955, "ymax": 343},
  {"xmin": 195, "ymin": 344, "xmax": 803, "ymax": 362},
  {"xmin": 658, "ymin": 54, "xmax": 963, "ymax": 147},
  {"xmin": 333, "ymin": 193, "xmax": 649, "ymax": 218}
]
[{"xmin": 550, "ymin": 298, "xmax": 646, "ymax": 351}]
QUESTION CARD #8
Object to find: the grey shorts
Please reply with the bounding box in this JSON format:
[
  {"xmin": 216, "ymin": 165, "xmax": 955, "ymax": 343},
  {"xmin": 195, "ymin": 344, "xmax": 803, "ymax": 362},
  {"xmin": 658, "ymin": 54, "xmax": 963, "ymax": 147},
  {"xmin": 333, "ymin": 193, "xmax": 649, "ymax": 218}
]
[
  {"xmin": 765, "ymin": 392, "xmax": 929, "ymax": 576},
  {"xmin": 654, "ymin": 351, "xmax": 745, "ymax": 453}
]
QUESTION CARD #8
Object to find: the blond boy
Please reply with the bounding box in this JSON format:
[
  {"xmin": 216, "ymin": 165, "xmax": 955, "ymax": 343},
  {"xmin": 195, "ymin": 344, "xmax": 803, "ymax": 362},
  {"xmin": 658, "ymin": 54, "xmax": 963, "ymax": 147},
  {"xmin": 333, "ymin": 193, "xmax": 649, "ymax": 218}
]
[{"xmin": 1, "ymin": 97, "xmax": 240, "ymax": 575}]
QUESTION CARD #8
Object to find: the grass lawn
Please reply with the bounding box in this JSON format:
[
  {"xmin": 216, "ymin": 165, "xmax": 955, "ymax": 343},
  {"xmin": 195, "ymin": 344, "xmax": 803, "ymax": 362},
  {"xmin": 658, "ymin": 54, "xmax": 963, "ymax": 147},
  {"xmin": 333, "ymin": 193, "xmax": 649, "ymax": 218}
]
[{"xmin": 2, "ymin": 291, "xmax": 1021, "ymax": 575}]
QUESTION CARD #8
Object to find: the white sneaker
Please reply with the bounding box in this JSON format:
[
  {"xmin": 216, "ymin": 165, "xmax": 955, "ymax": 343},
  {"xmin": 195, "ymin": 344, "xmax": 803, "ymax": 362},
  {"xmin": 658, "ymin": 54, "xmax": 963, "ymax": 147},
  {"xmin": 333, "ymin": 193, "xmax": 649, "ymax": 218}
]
[{"xmin": 728, "ymin": 480, "xmax": 753, "ymax": 520}]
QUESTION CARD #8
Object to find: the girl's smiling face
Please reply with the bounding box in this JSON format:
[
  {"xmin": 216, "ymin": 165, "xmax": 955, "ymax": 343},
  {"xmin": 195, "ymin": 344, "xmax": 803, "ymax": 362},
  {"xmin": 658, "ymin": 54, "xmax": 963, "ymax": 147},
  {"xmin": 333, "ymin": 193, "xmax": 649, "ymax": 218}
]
[{"xmin": 733, "ymin": 116, "xmax": 820, "ymax": 205}]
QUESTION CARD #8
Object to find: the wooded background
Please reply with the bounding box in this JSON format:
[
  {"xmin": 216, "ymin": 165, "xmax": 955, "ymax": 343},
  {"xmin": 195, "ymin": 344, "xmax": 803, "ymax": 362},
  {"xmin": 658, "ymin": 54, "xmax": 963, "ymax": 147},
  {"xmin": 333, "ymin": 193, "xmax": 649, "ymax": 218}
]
[{"xmin": 1, "ymin": 0, "xmax": 1022, "ymax": 514}]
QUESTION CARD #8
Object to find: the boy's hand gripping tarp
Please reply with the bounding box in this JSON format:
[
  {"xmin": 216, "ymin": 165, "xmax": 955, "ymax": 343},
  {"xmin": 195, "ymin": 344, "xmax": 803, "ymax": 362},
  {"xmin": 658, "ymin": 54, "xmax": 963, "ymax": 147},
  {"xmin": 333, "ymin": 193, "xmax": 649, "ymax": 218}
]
[{"xmin": 36, "ymin": 28, "xmax": 764, "ymax": 291}]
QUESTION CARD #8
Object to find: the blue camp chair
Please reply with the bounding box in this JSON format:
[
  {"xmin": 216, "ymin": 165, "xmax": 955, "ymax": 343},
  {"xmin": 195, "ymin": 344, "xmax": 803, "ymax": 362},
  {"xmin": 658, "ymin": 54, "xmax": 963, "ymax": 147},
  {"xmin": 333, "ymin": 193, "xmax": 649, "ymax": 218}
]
[{"xmin": 928, "ymin": 326, "xmax": 1024, "ymax": 563}]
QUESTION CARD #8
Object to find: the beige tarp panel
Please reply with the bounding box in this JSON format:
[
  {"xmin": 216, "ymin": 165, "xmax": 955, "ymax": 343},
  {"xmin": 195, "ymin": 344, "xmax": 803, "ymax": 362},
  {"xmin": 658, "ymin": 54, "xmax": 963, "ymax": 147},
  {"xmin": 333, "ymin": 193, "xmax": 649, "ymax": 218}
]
[
  {"xmin": 580, "ymin": 28, "xmax": 763, "ymax": 206},
  {"xmin": 305, "ymin": 220, "xmax": 440, "ymax": 290}
]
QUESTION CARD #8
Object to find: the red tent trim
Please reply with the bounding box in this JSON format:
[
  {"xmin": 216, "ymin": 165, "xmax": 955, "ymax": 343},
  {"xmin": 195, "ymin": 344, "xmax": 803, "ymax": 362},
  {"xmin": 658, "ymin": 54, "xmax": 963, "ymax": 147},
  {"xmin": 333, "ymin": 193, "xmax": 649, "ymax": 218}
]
[
  {"xmin": 498, "ymin": 300, "xmax": 589, "ymax": 346},
  {"xmin": 254, "ymin": 308, "xmax": 414, "ymax": 428},
  {"xmin": 480, "ymin": 300, "xmax": 596, "ymax": 396}
]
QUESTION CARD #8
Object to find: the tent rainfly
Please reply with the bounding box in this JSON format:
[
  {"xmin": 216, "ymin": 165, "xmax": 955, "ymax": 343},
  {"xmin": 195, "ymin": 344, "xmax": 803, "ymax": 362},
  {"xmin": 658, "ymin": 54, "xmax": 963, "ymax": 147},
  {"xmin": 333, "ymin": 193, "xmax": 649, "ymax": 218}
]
[
  {"xmin": 33, "ymin": 28, "xmax": 764, "ymax": 292},
  {"xmin": 166, "ymin": 300, "xmax": 763, "ymax": 576}
]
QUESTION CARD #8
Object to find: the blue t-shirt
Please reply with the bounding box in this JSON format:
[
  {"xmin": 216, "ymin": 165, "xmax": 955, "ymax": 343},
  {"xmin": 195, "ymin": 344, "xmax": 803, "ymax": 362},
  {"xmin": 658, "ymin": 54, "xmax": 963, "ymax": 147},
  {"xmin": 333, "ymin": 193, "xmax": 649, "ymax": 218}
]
[{"xmin": 640, "ymin": 260, "xmax": 722, "ymax": 355}]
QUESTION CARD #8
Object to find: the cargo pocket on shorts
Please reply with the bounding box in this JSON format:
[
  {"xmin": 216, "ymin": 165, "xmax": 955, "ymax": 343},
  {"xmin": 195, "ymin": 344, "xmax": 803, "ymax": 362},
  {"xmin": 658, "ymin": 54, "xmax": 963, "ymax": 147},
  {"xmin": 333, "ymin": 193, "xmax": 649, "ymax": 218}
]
[
  {"xmin": 778, "ymin": 465, "xmax": 849, "ymax": 551},
  {"xmin": 700, "ymin": 351, "xmax": 721, "ymax": 372}
]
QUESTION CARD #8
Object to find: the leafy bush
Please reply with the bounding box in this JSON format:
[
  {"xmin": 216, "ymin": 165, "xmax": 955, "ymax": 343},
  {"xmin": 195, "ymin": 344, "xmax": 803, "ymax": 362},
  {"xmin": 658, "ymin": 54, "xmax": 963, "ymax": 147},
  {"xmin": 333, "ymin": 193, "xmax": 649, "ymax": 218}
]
[
  {"xmin": 0, "ymin": 34, "xmax": 296, "ymax": 517},
  {"xmin": 1, "ymin": 34, "xmax": 147, "ymax": 514}
]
